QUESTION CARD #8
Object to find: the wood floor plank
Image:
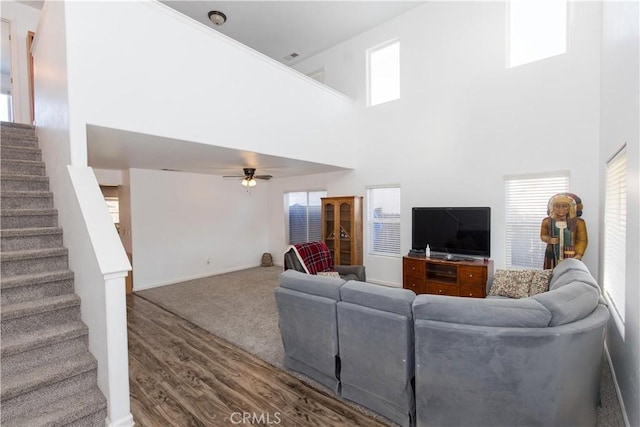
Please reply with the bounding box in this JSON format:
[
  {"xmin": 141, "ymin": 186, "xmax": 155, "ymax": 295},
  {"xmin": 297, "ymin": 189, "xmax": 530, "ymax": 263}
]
[{"xmin": 127, "ymin": 294, "xmax": 391, "ymax": 426}]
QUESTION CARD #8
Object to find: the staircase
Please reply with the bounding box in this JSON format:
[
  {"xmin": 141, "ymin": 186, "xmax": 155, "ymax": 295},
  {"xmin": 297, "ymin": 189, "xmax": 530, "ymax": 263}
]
[{"xmin": 1, "ymin": 122, "xmax": 107, "ymax": 426}]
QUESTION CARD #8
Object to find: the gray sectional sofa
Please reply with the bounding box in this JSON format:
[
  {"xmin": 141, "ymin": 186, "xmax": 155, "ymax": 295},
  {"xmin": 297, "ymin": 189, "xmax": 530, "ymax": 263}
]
[{"xmin": 275, "ymin": 259, "xmax": 609, "ymax": 427}]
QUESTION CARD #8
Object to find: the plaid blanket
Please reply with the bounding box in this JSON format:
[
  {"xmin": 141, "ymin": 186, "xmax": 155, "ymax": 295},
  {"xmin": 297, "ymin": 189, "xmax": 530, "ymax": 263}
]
[{"xmin": 292, "ymin": 242, "xmax": 334, "ymax": 275}]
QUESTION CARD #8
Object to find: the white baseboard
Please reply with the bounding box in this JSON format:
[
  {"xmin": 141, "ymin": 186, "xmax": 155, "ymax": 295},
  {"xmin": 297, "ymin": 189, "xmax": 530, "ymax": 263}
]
[
  {"xmin": 133, "ymin": 264, "xmax": 262, "ymax": 291},
  {"xmin": 604, "ymin": 343, "xmax": 630, "ymax": 427},
  {"xmin": 105, "ymin": 413, "xmax": 134, "ymax": 427}
]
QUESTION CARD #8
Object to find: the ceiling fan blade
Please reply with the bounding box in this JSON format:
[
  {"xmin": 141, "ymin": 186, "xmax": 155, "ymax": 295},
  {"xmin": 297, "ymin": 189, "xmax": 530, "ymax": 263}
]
[
  {"xmin": 254, "ymin": 175, "xmax": 273, "ymax": 180},
  {"xmin": 222, "ymin": 175, "xmax": 243, "ymax": 179}
]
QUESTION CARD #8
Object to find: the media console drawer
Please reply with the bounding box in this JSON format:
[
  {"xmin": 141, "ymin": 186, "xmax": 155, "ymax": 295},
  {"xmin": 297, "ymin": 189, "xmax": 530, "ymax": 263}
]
[
  {"xmin": 402, "ymin": 257, "xmax": 493, "ymax": 298},
  {"xmin": 426, "ymin": 283, "xmax": 459, "ymax": 297}
]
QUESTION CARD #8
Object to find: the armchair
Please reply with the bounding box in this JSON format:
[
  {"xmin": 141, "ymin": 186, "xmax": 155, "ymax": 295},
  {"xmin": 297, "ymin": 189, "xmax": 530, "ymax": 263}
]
[{"xmin": 283, "ymin": 241, "xmax": 366, "ymax": 282}]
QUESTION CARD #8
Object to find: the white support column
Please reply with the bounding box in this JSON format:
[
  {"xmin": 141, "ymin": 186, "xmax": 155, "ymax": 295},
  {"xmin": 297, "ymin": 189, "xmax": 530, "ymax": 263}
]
[{"xmin": 104, "ymin": 273, "xmax": 134, "ymax": 427}]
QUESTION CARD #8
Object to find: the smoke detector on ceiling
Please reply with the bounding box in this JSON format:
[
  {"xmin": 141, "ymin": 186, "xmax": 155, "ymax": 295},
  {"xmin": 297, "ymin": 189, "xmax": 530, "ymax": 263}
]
[{"xmin": 208, "ymin": 10, "xmax": 227, "ymax": 26}]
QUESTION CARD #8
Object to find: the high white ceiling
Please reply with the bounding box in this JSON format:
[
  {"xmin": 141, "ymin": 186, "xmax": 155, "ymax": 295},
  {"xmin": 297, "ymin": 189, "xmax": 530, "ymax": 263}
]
[
  {"xmin": 23, "ymin": 1, "xmax": 426, "ymax": 179},
  {"xmin": 161, "ymin": 1, "xmax": 424, "ymax": 66}
]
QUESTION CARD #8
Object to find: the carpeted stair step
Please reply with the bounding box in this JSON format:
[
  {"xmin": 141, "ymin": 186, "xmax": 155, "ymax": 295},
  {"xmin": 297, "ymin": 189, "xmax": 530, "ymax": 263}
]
[
  {"xmin": 1, "ymin": 190, "xmax": 53, "ymax": 209},
  {"xmin": 1, "ymin": 135, "xmax": 39, "ymax": 147},
  {"xmin": 0, "ymin": 208, "xmax": 58, "ymax": 229},
  {"xmin": 1, "ymin": 321, "xmax": 89, "ymax": 373},
  {"xmin": 1, "ymin": 293, "xmax": 81, "ymax": 336},
  {"xmin": 0, "ymin": 123, "xmax": 38, "ymax": 145},
  {"xmin": 0, "ymin": 351, "xmax": 100, "ymax": 422},
  {"xmin": 1, "ymin": 385, "xmax": 106, "ymax": 427},
  {"xmin": 1, "ymin": 227, "xmax": 63, "ymax": 251},
  {"xmin": 1, "ymin": 348, "xmax": 97, "ymax": 400},
  {"xmin": 1, "ymin": 158, "xmax": 46, "ymax": 176},
  {"xmin": 1, "ymin": 269, "xmax": 74, "ymax": 306},
  {"xmin": 1, "ymin": 121, "xmax": 36, "ymax": 131},
  {"xmin": 0, "ymin": 174, "xmax": 49, "ymax": 191},
  {"xmin": 0, "ymin": 145, "xmax": 42, "ymax": 161},
  {"xmin": 1, "ymin": 247, "xmax": 68, "ymax": 278}
]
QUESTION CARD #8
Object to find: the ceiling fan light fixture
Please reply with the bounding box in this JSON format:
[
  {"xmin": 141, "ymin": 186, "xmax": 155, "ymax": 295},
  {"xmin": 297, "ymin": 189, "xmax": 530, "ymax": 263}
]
[
  {"xmin": 208, "ymin": 10, "xmax": 227, "ymax": 26},
  {"xmin": 241, "ymin": 177, "xmax": 257, "ymax": 187}
]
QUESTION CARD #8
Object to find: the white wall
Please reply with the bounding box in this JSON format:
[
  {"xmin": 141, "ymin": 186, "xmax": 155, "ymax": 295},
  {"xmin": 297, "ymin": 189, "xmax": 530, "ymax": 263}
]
[
  {"xmin": 600, "ymin": 2, "xmax": 640, "ymax": 425},
  {"xmin": 94, "ymin": 168, "xmax": 123, "ymax": 186},
  {"xmin": 60, "ymin": 0, "xmax": 358, "ymax": 170},
  {"xmin": 129, "ymin": 168, "xmax": 269, "ymax": 290},
  {"xmin": 288, "ymin": 1, "xmax": 603, "ymax": 285},
  {"xmin": 0, "ymin": 0, "xmax": 39, "ymax": 124}
]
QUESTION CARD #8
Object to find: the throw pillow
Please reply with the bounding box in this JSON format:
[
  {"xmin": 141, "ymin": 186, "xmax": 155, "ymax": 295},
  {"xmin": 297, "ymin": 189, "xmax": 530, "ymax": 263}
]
[
  {"xmin": 488, "ymin": 269, "xmax": 535, "ymax": 299},
  {"xmin": 529, "ymin": 269, "xmax": 553, "ymax": 296},
  {"xmin": 317, "ymin": 271, "xmax": 340, "ymax": 278}
]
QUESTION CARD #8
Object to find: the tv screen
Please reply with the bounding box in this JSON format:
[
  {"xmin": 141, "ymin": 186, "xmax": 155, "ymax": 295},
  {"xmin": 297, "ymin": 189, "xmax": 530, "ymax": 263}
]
[{"xmin": 412, "ymin": 207, "xmax": 491, "ymax": 257}]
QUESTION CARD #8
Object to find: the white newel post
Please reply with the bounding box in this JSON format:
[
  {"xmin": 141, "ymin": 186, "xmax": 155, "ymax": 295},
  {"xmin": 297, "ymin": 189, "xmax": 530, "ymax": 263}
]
[{"xmin": 104, "ymin": 273, "xmax": 134, "ymax": 427}]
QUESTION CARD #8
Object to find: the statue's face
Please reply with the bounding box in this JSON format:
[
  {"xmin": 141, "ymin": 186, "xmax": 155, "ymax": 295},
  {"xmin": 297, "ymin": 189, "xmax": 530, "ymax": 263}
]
[{"xmin": 551, "ymin": 201, "xmax": 570, "ymax": 220}]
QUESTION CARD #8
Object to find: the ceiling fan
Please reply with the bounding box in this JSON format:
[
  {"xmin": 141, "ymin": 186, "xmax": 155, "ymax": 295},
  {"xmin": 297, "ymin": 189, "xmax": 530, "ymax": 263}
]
[{"xmin": 223, "ymin": 168, "xmax": 273, "ymax": 187}]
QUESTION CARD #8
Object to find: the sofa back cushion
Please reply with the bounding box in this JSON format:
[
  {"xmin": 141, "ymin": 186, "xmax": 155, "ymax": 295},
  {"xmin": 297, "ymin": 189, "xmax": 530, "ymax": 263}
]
[
  {"xmin": 340, "ymin": 280, "xmax": 415, "ymax": 317},
  {"xmin": 532, "ymin": 281, "xmax": 600, "ymax": 326},
  {"xmin": 279, "ymin": 269, "xmax": 344, "ymax": 300},
  {"xmin": 548, "ymin": 258, "xmax": 591, "ymax": 290},
  {"xmin": 412, "ymin": 295, "xmax": 552, "ymax": 327}
]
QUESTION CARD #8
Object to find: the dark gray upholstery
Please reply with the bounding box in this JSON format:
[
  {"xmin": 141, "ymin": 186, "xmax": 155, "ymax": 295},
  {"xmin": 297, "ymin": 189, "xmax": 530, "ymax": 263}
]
[
  {"xmin": 413, "ymin": 260, "xmax": 609, "ymax": 427},
  {"xmin": 337, "ymin": 281, "xmax": 416, "ymax": 427},
  {"xmin": 276, "ymin": 259, "xmax": 608, "ymax": 427},
  {"xmin": 275, "ymin": 269, "xmax": 344, "ymax": 392},
  {"xmin": 283, "ymin": 247, "xmax": 366, "ymax": 282}
]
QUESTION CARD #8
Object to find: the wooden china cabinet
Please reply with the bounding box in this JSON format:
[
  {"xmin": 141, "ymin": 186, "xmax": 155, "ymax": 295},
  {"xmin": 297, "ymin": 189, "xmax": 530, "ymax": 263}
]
[{"xmin": 321, "ymin": 196, "xmax": 363, "ymax": 266}]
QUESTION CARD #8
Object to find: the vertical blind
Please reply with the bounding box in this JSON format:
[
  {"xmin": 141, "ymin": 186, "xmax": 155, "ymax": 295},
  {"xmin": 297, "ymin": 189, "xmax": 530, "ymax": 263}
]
[
  {"xmin": 603, "ymin": 147, "xmax": 627, "ymax": 324},
  {"xmin": 367, "ymin": 187, "xmax": 401, "ymax": 256},
  {"xmin": 505, "ymin": 173, "xmax": 569, "ymax": 269},
  {"xmin": 286, "ymin": 191, "xmax": 325, "ymax": 245}
]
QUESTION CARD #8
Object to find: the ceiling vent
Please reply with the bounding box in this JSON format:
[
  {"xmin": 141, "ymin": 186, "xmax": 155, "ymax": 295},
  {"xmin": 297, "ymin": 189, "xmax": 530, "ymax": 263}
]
[{"xmin": 284, "ymin": 52, "xmax": 300, "ymax": 61}]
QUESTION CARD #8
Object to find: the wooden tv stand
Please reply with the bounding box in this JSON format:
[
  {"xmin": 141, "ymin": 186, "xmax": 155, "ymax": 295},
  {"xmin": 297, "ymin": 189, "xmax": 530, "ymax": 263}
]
[{"xmin": 403, "ymin": 256, "xmax": 494, "ymax": 298}]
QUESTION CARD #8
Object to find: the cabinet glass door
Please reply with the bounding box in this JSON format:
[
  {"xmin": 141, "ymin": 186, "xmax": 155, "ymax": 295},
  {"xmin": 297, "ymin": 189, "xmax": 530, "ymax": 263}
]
[
  {"xmin": 324, "ymin": 203, "xmax": 335, "ymax": 260},
  {"xmin": 339, "ymin": 202, "xmax": 352, "ymax": 265}
]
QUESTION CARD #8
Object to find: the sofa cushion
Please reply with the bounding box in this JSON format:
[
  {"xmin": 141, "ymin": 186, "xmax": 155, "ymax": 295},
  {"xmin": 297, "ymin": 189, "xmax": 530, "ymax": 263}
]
[
  {"xmin": 340, "ymin": 280, "xmax": 415, "ymax": 317},
  {"xmin": 412, "ymin": 294, "xmax": 552, "ymax": 327},
  {"xmin": 529, "ymin": 269, "xmax": 553, "ymax": 296},
  {"xmin": 279, "ymin": 269, "xmax": 344, "ymax": 300},
  {"xmin": 488, "ymin": 269, "xmax": 535, "ymax": 299},
  {"xmin": 548, "ymin": 258, "xmax": 590, "ymax": 289},
  {"xmin": 532, "ymin": 281, "xmax": 600, "ymax": 326}
]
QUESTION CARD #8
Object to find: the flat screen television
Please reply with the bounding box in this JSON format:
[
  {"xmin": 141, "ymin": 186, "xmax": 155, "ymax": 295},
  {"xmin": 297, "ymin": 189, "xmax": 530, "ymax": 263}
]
[{"xmin": 412, "ymin": 207, "xmax": 491, "ymax": 257}]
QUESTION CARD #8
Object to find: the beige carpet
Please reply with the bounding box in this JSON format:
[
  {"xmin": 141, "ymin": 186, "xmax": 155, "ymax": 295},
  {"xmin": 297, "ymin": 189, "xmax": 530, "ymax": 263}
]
[
  {"xmin": 136, "ymin": 266, "xmax": 285, "ymax": 367},
  {"xmin": 136, "ymin": 266, "xmax": 625, "ymax": 427}
]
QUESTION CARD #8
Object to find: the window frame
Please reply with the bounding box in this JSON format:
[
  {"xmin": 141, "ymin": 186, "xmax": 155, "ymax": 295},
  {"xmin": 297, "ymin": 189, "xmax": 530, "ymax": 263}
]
[
  {"xmin": 367, "ymin": 186, "xmax": 401, "ymax": 257},
  {"xmin": 284, "ymin": 190, "xmax": 326, "ymax": 245},
  {"xmin": 507, "ymin": 0, "xmax": 568, "ymax": 68},
  {"xmin": 603, "ymin": 145, "xmax": 627, "ymax": 338},
  {"xmin": 367, "ymin": 38, "xmax": 400, "ymax": 107}
]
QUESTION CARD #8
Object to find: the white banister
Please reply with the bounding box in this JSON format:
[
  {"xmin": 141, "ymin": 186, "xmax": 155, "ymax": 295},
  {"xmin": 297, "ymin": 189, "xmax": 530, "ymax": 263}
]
[{"xmin": 66, "ymin": 166, "xmax": 133, "ymax": 427}]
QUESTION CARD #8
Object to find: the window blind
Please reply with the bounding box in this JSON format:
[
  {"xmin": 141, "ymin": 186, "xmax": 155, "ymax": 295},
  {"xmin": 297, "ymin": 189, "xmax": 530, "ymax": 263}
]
[
  {"xmin": 505, "ymin": 173, "xmax": 569, "ymax": 269},
  {"xmin": 286, "ymin": 191, "xmax": 325, "ymax": 245},
  {"xmin": 603, "ymin": 147, "xmax": 627, "ymax": 324},
  {"xmin": 367, "ymin": 187, "xmax": 401, "ymax": 256}
]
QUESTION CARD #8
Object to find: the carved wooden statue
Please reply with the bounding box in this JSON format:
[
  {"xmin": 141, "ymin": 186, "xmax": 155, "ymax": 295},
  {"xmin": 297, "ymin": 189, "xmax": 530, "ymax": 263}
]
[{"xmin": 540, "ymin": 192, "xmax": 588, "ymax": 269}]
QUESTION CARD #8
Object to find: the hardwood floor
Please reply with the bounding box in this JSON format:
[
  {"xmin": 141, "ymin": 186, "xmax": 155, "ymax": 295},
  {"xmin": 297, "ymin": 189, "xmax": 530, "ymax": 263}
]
[{"xmin": 127, "ymin": 294, "xmax": 390, "ymax": 426}]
